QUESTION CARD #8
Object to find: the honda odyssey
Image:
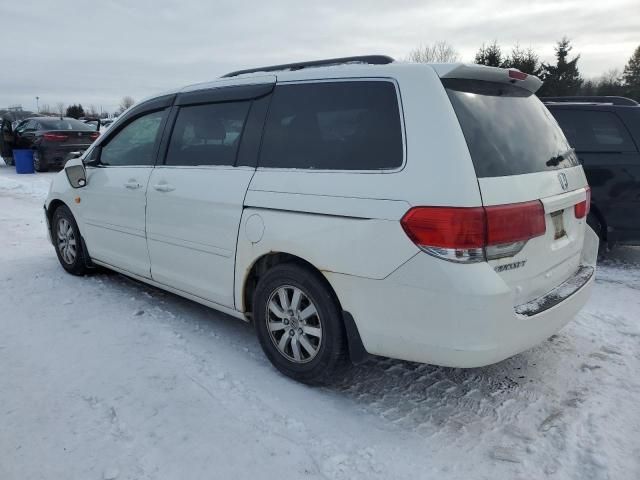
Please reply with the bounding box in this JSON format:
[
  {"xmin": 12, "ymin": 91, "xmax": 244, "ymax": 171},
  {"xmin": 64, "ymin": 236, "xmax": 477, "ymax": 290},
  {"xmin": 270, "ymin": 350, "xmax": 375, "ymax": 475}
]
[{"xmin": 44, "ymin": 56, "xmax": 598, "ymax": 384}]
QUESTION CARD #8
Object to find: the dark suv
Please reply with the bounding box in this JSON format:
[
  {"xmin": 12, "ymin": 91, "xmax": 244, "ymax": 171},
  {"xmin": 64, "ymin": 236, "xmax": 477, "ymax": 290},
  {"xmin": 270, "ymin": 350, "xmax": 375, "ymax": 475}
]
[{"xmin": 544, "ymin": 96, "xmax": 640, "ymax": 249}]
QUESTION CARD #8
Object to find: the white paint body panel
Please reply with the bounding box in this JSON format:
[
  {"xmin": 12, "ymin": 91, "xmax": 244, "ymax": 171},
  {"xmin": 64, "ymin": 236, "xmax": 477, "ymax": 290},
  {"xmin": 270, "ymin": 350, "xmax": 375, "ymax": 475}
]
[
  {"xmin": 146, "ymin": 166, "xmax": 254, "ymax": 308},
  {"xmin": 79, "ymin": 166, "xmax": 153, "ymax": 277}
]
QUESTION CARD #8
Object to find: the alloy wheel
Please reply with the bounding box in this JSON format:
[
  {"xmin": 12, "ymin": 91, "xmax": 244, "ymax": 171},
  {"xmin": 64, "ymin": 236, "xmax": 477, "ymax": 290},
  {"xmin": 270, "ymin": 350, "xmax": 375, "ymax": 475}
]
[
  {"xmin": 266, "ymin": 285, "xmax": 323, "ymax": 363},
  {"xmin": 56, "ymin": 218, "xmax": 77, "ymax": 265}
]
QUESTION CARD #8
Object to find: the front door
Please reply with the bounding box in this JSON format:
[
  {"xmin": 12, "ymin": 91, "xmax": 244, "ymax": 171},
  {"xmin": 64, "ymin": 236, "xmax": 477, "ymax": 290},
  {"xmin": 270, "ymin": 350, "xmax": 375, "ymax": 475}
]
[
  {"xmin": 146, "ymin": 99, "xmax": 255, "ymax": 307},
  {"xmin": 79, "ymin": 109, "xmax": 167, "ymax": 277},
  {"xmin": 0, "ymin": 118, "xmax": 14, "ymax": 160}
]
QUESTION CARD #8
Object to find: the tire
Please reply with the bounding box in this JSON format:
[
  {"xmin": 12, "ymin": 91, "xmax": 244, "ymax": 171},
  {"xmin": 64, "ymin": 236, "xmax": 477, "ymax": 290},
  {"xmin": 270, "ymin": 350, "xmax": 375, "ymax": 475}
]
[
  {"xmin": 4, "ymin": 156, "xmax": 14, "ymax": 166},
  {"xmin": 587, "ymin": 212, "xmax": 607, "ymax": 256},
  {"xmin": 52, "ymin": 205, "xmax": 88, "ymax": 275},
  {"xmin": 33, "ymin": 150, "xmax": 48, "ymax": 172},
  {"xmin": 253, "ymin": 263, "xmax": 349, "ymax": 385}
]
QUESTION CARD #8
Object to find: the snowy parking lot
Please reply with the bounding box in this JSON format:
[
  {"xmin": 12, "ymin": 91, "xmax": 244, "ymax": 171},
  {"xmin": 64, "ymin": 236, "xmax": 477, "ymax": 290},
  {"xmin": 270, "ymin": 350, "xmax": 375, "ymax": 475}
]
[{"xmin": 1, "ymin": 166, "xmax": 639, "ymax": 480}]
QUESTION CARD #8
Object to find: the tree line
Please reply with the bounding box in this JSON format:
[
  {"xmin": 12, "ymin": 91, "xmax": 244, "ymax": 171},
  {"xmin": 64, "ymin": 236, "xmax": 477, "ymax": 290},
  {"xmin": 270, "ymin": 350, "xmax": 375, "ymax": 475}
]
[
  {"xmin": 36, "ymin": 96, "xmax": 136, "ymax": 119},
  {"xmin": 408, "ymin": 39, "xmax": 640, "ymax": 100}
]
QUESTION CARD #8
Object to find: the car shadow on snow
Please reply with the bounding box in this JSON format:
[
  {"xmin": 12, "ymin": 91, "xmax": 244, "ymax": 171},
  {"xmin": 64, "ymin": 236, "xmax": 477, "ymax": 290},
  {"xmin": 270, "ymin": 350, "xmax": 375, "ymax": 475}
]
[{"xmin": 92, "ymin": 248, "xmax": 639, "ymax": 435}]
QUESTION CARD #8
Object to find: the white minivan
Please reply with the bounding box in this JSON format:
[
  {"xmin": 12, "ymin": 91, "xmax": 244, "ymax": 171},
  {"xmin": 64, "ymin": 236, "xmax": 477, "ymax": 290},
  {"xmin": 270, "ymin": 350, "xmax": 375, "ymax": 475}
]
[{"xmin": 46, "ymin": 56, "xmax": 598, "ymax": 384}]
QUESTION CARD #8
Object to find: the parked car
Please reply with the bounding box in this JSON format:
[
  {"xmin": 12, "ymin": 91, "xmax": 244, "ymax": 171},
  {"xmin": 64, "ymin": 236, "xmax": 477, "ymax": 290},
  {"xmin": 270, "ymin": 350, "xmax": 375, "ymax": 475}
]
[
  {"xmin": 45, "ymin": 56, "xmax": 598, "ymax": 384},
  {"xmin": 100, "ymin": 119, "xmax": 115, "ymax": 129},
  {"xmin": 543, "ymin": 96, "xmax": 640, "ymax": 249},
  {"xmin": 0, "ymin": 116, "xmax": 99, "ymax": 171},
  {"xmin": 80, "ymin": 118, "xmax": 102, "ymax": 131}
]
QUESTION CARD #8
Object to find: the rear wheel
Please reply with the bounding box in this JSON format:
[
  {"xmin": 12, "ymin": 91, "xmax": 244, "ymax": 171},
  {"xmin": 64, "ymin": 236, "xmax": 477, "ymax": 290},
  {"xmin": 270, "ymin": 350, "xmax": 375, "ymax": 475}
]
[
  {"xmin": 253, "ymin": 263, "xmax": 348, "ymax": 384},
  {"xmin": 33, "ymin": 150, "xmax": 48, "ymax": 172},
  {"xmin": 52, "ymin": 205, "xmax": 88, "ymax": 275},
  {"xmin": 587, "ymin": 212, "xmax": 607, "ymax": 255}
]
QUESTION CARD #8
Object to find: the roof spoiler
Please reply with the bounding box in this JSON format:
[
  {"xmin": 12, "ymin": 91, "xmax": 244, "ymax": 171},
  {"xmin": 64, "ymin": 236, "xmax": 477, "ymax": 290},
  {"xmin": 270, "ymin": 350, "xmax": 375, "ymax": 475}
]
[{"xmin": 431, "ymin": 63, "xmax": 543, "ymax": 93}]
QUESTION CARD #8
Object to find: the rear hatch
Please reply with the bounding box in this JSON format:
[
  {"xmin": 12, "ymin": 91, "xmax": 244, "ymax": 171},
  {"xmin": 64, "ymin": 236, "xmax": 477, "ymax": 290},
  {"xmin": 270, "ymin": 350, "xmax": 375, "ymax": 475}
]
[{"xmin": 440, "ymin": 66, "xmax": 590, "ymax": 306}]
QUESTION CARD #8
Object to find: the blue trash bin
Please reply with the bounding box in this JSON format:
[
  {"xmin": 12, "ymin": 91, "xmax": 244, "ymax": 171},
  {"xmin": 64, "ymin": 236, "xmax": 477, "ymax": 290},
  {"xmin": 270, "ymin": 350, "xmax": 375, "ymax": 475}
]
[{"xmin": 13, "ymin": 149, "xmax": 35, "ymax": 174}]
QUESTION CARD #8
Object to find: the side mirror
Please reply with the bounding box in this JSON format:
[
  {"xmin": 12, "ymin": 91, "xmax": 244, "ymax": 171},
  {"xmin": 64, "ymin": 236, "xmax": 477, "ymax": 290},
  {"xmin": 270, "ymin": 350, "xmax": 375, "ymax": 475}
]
[{"xmin": 65, "ymin": 157, "xmax": 87, "ymax": 188}]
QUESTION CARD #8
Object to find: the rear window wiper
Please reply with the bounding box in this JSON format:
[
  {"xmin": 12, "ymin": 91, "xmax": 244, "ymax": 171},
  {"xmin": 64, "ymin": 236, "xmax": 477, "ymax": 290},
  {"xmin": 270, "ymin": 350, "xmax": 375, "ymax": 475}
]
[{"xmin": 546, "ymin": 148, "xmax": 575, "ymax": 167}]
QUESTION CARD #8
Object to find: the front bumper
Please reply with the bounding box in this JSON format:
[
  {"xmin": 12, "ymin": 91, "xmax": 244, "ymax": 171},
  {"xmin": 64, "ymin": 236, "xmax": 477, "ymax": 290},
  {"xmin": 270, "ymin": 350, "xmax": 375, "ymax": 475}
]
[{"xmin": 326, "ymin": 227, "xmax": 599, "ymax": 368}]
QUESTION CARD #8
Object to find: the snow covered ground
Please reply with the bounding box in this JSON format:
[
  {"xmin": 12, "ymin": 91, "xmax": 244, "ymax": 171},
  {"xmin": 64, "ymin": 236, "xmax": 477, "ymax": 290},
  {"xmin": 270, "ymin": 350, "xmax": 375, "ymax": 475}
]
[{"xmin": 1, "ymin": 166, "xmax": 639, "ymax": 480}]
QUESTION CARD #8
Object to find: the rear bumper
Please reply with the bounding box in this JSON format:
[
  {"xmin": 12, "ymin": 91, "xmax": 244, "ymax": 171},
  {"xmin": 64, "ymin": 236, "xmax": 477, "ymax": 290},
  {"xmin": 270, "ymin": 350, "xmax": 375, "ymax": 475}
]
[
  {"xmin": 326, "ymin": 226, "xmax": 599, "ymax": 368},
  {"xmin": 40, "ymin": 145, "xmax": 91, "ymax": 166}
]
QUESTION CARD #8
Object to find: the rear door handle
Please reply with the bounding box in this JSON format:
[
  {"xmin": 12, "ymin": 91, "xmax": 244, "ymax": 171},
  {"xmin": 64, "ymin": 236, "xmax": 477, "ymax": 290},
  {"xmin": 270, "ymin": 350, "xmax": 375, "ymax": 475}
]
[
  {"xmin": 153, "ymin": 183, "xmax": 175, "ymax": 192},
  {"xmin": 124, "ymin": 180, "xmax": 141, "ymax": 189}
]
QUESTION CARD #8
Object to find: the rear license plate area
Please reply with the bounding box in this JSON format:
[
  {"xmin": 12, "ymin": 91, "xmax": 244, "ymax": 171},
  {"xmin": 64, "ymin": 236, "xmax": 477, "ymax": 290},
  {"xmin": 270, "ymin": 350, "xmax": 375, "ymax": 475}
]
[{"xmin": 551, "ymin": 210, "xmax": 566, "ymax": 240}]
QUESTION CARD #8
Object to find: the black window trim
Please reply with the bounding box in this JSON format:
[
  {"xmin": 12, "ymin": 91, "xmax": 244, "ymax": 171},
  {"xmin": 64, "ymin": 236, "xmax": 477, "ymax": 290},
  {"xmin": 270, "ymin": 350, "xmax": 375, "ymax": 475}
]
[
  {"xmin": 157, "ymin": 88, "xmax": 273, "ymax": 169},
  {"xmin": 175, "ymin": 82, "xmax": 274, "ymax": 107},
  {"xmin": 254, "ymin": 77, "xmax": 407, "ymax": 174}
]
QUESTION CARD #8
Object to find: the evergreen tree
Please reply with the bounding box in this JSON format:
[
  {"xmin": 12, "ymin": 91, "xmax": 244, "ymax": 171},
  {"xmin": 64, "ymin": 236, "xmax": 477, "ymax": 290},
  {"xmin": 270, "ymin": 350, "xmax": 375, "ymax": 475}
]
[
  {"xmin": 538, "ymin": 37, "xmax": 583, "ymax": 96},
  {"xmin": 66, "ymin": 104, "xmax": 85, "ymax": 119},
  {"xmin": 596, "ymin": 69, "xmax": 625, "ymax": 96},
  {"xmin": 579, "ymin": 79, "xmax": 596, "ymax": 96},
  {"xmin": 504, "ymin": 45, "xmax": 542, "ymax": 76},
  {"xmin": 622, "ymin": 45, "xmax": 640, "ymax": 100},
  {"xmin": 474, "ymin": 42, "xmax": 503, "ymax": 67}
]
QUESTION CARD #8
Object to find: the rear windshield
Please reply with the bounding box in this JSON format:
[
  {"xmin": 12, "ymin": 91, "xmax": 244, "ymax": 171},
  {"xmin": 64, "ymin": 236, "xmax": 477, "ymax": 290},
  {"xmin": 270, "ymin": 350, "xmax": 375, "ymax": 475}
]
[
  {"xmin": 38, "ymin": 118, "xmax": 94, "ymax": 131},
  {"xmin": 444, "ymin": 79, "xmax": 578, "ymax": 177}
]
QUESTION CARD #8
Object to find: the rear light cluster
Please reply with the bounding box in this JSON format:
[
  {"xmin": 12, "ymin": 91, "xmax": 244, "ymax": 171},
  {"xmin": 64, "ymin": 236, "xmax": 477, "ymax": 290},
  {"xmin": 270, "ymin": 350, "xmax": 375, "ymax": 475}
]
[
  {"xmin": 574, "ymin": 187, "xmax": 591, "ymax": 219},
  {"xmin": 89, "ymin": 132, "xmax": 100, "ymax": 140},
  {"xmin": 508, "ymin": 69, "xmax": 528, "ymax": 81},
  {"xmin": 43, "ymin": 132, "xmax": 68, "ymax": 142},
  {"xmin": 401, "ymin": 201, "xmax": 546, "ymax": 263}
]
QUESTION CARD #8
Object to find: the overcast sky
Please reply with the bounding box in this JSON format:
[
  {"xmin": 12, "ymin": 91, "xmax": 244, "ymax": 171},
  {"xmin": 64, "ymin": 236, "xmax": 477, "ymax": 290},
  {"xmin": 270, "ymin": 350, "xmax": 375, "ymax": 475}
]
[{"xmin": 2, "ymin": 0, "xmax": 638, "ymax": 114}]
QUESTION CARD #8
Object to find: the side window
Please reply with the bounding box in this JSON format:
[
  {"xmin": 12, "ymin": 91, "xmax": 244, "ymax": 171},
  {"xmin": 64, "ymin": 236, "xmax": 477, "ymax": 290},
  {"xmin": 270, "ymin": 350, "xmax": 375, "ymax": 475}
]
[
  {"xmin": 259, "ymin": 81, "xmax": 403, "ymax": 170},
  {"xmin": 165, "ymin": 101, "xmax": 250, "ymax": 166},
  {"xmin": 100, "ymin": 110, "xmax": 165, "ymax": 166},
  {"xmin": 554, "ymin": 110, "xmax": 636, "ymax": 152}
]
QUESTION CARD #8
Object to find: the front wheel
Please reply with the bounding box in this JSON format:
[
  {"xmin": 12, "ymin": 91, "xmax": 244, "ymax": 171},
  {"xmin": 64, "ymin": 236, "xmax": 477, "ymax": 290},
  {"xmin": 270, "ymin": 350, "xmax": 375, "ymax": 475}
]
[
  {"xmin": 253, "ymin": 263, "xmax": 348, "ymax": 385},
  {"xmin": 52, "ymin": 205, "xmax": 88, "ymax": 275}
]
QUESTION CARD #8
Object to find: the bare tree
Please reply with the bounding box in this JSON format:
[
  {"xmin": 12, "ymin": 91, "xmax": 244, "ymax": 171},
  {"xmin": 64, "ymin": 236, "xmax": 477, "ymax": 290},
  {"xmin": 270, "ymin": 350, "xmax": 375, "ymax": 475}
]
[
  {"xmin": 56, "ymin": 102, "xmax": 65, "ymax": 117},
  {"xmin": 119, "ymin": 96, "xmax": 135, "ymax": 113},
  {"xmin": 407, "ymin": 41, "xmax": 460, "ymax": 63},
  {"xmin": 86, "ymin": 104, "xmax": 99, "ymax": 117},
  {"xmin": 39, "ymin": 104, "xmax": 53, "ymax": 115}
]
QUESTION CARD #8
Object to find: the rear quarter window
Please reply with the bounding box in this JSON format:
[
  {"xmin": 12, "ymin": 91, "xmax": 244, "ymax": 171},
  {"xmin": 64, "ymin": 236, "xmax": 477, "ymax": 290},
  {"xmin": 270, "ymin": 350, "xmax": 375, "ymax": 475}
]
[
  {"xmin": 259, "ymin": 81, "xmax": 403, "ymax": 170},
  {"xmin": 551, "ymin": 109, "xmax": 637, "ymax": 153}
]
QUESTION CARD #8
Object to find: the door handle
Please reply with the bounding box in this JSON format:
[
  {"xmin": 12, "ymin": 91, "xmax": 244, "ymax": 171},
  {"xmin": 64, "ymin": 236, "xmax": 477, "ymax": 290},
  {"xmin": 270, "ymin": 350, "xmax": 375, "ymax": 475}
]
[
  {"xmin": 153, "ymin": 183, "xmax": 175, "ymax": 192},
  {"xmin": 124, "ymin": 180, "xmax": 141, "ymax": 189}
]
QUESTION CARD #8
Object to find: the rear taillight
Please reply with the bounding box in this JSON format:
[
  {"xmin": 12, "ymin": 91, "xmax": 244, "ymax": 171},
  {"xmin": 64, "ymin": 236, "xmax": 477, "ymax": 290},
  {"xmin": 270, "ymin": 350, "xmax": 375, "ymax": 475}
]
[
  {"xmin": 574, "ymin": 187, "xmax": 591, "ymax": 219},
  {"xmin": 401, "ymin": 201, "xmax": 546, "ymax": 263},
  {"xmin": 89, "ymin": 132, "xmax": 100, "ymax": 140},
  {"xmin": 43, "ymin": 132, "xmax": 69, "ymax": 142}
]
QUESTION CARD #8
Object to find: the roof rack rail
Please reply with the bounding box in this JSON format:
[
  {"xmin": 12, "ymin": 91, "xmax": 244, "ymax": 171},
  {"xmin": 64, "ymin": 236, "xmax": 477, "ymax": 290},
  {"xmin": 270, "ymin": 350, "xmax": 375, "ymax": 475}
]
[
  {"xmin": 221, "ymin": 55, "xmax": 395, "ymax": 78},
  {"xmin": 541, "ymin": 96, "xmax": 638, "ymax": 106}
]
